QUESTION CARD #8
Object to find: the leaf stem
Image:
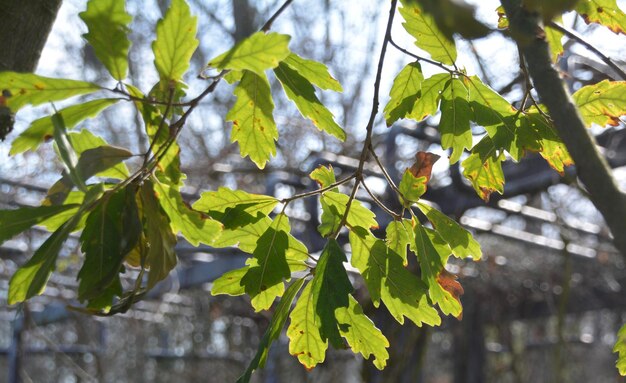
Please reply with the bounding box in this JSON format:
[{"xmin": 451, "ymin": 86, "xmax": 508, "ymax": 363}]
[
  {"xmin": 361, "ymin": 179, "xmax": 401, "ymax": 219},
  {"xmin": 280, "ymin": 174, "xmax": 356, "ymax": 204}
]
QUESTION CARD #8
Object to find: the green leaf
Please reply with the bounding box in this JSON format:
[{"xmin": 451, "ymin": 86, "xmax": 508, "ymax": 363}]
[
  {"xmin": 461, "ymin": 136, "xmax": 505, "ymax": 202},
  {"xmin": 546, "ymin": 17, "xmax": 565, "ymax": 62},
  {"xmin": 227, "ymin": 71, "xmax": 278, "ymax": 169},
  {"xmin": 282, "ymin": 53, "xmax": 342, "ymax": 92},
  {"xmin": 8, "ymin": 217, "xmax": 80, "ymax": 304},
  {"xmin": 467, "ymin": 76, "xmax": 533, "ymax": 161},
  {"xmin": 349, "ymin": 228, "xmax": 441, "ymax": 326},
  {"xmin": 207, "ymin": 32, "xmax": 291, "ymax": 76},
  {"xmin": 212, "ymin": 217, "xmax": 272, "ymax": 253},
  {"xmin": 274, "ymin": 62, "xmax": 346, "ymax": 141},
  {"xmin": 310, "ymin": 240, "xmax": 353, "ymax": 348},
  {"xmin": 576, "ymin": 0, "xmax": 626, "ymax": 35},
  {"xmin": 79, "ymin": 0, "xmax": 132, "ymax": 80},
  {"xmin": 336, "ymin": 295, "xmax": 390, "ymax": 370},
  {"xmin": 440, "ymin": 77, "xmax": 472, "ymax": 164},
  {"xmin": 319, "ymin": 191, "xmax": 378, "ymax": 235},
  {"xmin": 78, "ymin": 186, "xmax": 141, "ymax": 301},
  {"xmin": 153, "ymin": 179, "xmax": 222, "ymax": 246},
  {"xmin": 521, "ymin": 108, "xmax": 573, "ymax": 174},
  {"xmin": 10, "ymin": 98, "xmax": 120, "ymax": 155},
  {"xmin": 412, "ymin": 225, "xmax": 461, "ymax": 317},
  {"xmin": 0, "ymin": 204, "xmax": 79, "ymax": 244},
  {"xmin": 193, "ymin": 187, "xmax": 278, "ymax": 223},
  {"xmin": 0, "ymin": 72, "xmax": 100, "ymax": 113},
  {"xmin": 398, "ymin": 170, "xmax": 427, "ymax": 206},
  {"xmin": 8, "ymin": 185, "xmax": 104, "ymax": 304},
  {"xmin": 614, "ymin": 323, "xmax": 626, "ymax": 375},
  {"xmin": 399, "ymin": 1, "xmax": 457, "ymax": 65},
  {"xmin": 153, "ymin": 0, "xmax": 198, "ymax": 83},
  {"xmin": 309, "ymin": 165, "xmax": 337, "ymax": 189},
  {"xmin": 408, "ymin": 73, "xmax": 448, "ymax": 121},
  {"xmin": 238, "ymin": 278, "xmax": 305, "ymax": 383},
  {"xmin": 140, "ymin": 181, "xmax": 178, "ymax": 288},
  {"xmin": 287, "ymin": 282, "xmax": 327, "ymax": 369},
  {"xmin": 242, "ymin": 214, "xmax": 309, "ymax": 311},
  {"xmin": 211, "ymin": 267, "xmax": 248, "ymax": 296},
  {"xmin": 417, "ymin": 202, "xmax": 482, "ymax": 260},
  {"xmin": 52, "ymin": 112, "xmax": 86, "ymax": 192},
  {"xmin": 384, "ymin": 61, "xmax": 423, "ymax": 126},
  {"xmin": 385, "ymin": 219, "xmax": 414, "ymax": 266},
  {"xmin": 573, "ymin": 80, "xmax": 626, "ymax": 127}
]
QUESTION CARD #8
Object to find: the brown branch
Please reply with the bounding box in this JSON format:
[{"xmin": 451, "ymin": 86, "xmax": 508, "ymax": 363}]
[{"xmin": 501, "ymin": 0, "xmax": 626, "ymax": 258}]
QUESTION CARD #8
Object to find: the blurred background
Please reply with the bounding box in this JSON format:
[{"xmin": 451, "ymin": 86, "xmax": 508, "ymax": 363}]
[{"xmin": 1, "ymin": 0, "xmax": 626, "ymax": 382}]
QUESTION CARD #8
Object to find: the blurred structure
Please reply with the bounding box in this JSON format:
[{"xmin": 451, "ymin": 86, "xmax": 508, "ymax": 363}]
[{"xmin": 1, "ymin": 0, "xmax": 626, "ymax": 382}]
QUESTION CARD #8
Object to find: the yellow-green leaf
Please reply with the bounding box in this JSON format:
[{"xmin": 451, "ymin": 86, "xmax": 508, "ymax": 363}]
[
  {"xmin": 576, "ymin": 0, "xmax": 626, "ymax": 34},
  {"xmin": 408, "ymin": 73, "xmax": 448, "ymax": 121},
  {"xmin": 573, "ymin": 80, "xmax": 626, "ymax": 127},
  {"xmin": 287, "ymin": 282, "xmax": 327, "ymax": 369},
  {"xmin": 207, "ymin": 32, "xmax": 291, "ymax": 76},
  {"xmin": 227, "ymin": 71, "xmax": 278, "ymax": 169},
  {"xmin": 384, "ymin": 61, "xmax": 423, "ymax": 126},
  {"xmin": 0, "ymin": 72, "xmax": 100, "ymax": 113},
  {"xmin": 440, "ymin": 77, "xmax": 472, "ymax": 164},
  {"xmin": 385, "ymin": 219, "xmax": 414, "ymax": 266},
  {"xmin": 399, "ymin": 0, "xmax": 457, "ymax": 65},
  {"xmin": 546, "ymin": 17, "xmax": 565, "ymax": 62},
  {"xmin": 10, "ymin": 98, "xmax": 120, "ymax": 155},
  {"xmin": 614, "ymin": 323, "xmax": 626, "ymax": 375},
  {"xmin": 79, "ymin": 0, "xmax": 132, "ymax": 80},
  {"xmin": 274, "ymin": 62, "xmax": 346, "ymax": 141},
  {"xmin": 152, "ymin": 0, "xmax": 199, "ymax": 82},
  {"xmin": 522, "ymin": 108, "xmax": 573, "ymax": 174},
  {"xmin": 336, "ymin": 295, "xmax": 390, "ymax": 370},
  {"xmin": 282, "ymin": 53, "xmax": 342, "ymax": 92},
  {"xmin": 461, "ymin": 136, "xmax": 505, "ymax": 202}
]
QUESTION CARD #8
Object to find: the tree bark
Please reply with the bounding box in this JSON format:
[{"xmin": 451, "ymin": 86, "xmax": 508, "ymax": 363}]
[
  {"xmin": 501, "ymin": 0, "xmax": 626, "ymax": 258},
  {"xmin": 0, "ymin": 0, "xmax": 62, "ymax": 72}
]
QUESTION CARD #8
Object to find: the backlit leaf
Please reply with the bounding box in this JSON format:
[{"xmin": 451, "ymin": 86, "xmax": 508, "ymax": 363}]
[
  {"xmin": 10, "ymin": 98, "xmax": 120, "ymax": 155},
  {"xmin": 238, "ymin": 278, "xmax": 305, "ymax": 383},
  {"xmin": 52, "ymin": 113, "xmax": 86, "ymax": 192},
  {"xmin": 521, "ymin": 108, "xmax": 573, "ymax": 174},
  {"xmin": 349, "ymin": 228, "xmax": 441, "ymax": 326},
  {"xmin": 153, "ymin": 179, "xmax": 222, "ymax": 246},
  {"xmin": 461, "ymin": 136, "xmax": 505, "ymax": 202},
  {"xmin": 412, "ymin": 225, "xmax": 461, "ymax": 317},
  {"xmin": 79, "ymin": 0, "xmax": 132, "ymax": 80},
  {"xmin": 576, "ymin": 0, "xmax": 626, "ymax": 34},
  {"xmin": 193, "ymin": 186, "xmax": 278, "ymax": 227},
  {"xmin": 287, "ymin": 282, "xmax": 327, "ymax": 369},
  {"xmin": 140, "ymin": 181, "xmax": 178, "ymax": 288},
  {"xmin": 384, "ymin": 61, "xmax": 423, "ymax": 126},
  {"xmin": 385, "ymin": 219, "xmax": 414, "ymax": 266},
  {"xmin": 408, "ymin": 73, "xmax": 448, "ymax": 121},
  {"xmin": 274, "ymin": 62, "xmax": 346, "ymax": 141},
  {"xmin": 440, "ymin": 77, "xmax": 472, "ymax": 163},
  {"xmin": 399, "ymin": 0, "xmax": 457, "ymax": 65},
  {"xmin": 0, "ymin": 204, "xmax": 79, "ymax": 244},
  {"xmin": 336, "ymin": 295, "xmax": 390, "ymax": 370},
  {"xmin": 573, "ymin": 80, "xmax": 626, "ymax": 127},
  {"xmin": 78, "ymin": 186, "xmax": 141, "ymax": 301},
  {"xmin": 207, "ymin": 32, "xmax": 291, "ymax": 76},
  {"xmin": 153, "ymin": 0, "xmax": 198, "ymax": 83},
  {"xmin": 614, "ymin": 323, "xmax": 626, "ymax": 375},
  {"xmin": 0, "ymin": 73, "xmax": 100, "ymax": 113},
  {"xmin": 546, "ymin": 17, "xmax": 565, "ymax": 62},
  {"xmin": 398, "ymin": 170, "xmax": 427, "ymax": 206},
  {"xmin": 320, "ymin": 191, "xmax": 378, "ymax": 233},
  {"xmin": 227, "ymin": 71, "xmax": 278, "ymax": 169},
  {"xmin": 309, "ymin": 165, "xmax": 337, "ymax": 189},
  {"xmin": 417, "ymin": 202, "xmax": 482, "ymax": 260},
  {"xmin": 282, "ymin": 53, "xmax": 342, "ymax": 92}
]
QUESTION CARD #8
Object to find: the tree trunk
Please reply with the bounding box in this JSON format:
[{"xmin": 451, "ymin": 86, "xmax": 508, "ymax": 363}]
[
  {"xmin": 501, "ymin": 0, "xmax": 626, "ymax": 259},
  {"xmin": 0, "ymin": 0, "xmax": 63, "ymax": 72}
]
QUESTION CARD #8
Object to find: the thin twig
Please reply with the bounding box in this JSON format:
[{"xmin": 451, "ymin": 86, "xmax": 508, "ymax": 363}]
[
  {"xmin": 261, "ymin": 0, "xmax": 294, "ymax": 32},
  {"xmin": 369, "ymin": 144, "xmax": 401, "ymax": 195},
  {"xmin": 547, "ymin": 21, "xmax": 626, "ymax": 80},
  {"xmin": 280, "ymin": 174, "xmax": 355, "ymax": 203},
  {"xmin": 143, "ymin": 87, "xmax": 175, "ymax": 166},
  {"xmin": 389, "ymin": 37, "xmax": 455, "ymax": 74},
  {"xmin": 332, "ymin": 0, "xmax": 399, "ymax": 238},
  {"xmin": 361, "ymin": 179, "xmax": 401, "ymax": 219}
]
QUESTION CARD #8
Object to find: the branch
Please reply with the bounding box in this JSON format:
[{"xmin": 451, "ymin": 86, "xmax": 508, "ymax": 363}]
[
  {"xmin": 547, "ymin": 21, "xmax": 626, "ymax": 80},
  {"xmin": 501, "ymin": 0, "xmax": 626, "ymax": 258}
]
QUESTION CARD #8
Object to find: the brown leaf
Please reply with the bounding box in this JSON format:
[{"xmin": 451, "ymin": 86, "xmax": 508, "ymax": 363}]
[
  {"xmin": 409, "ymin": 151, "xmax": 440, "ymax": 182},
  {"xmin": 437, "ymin": 269, "xmax": 465, "ymax": 320}
]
